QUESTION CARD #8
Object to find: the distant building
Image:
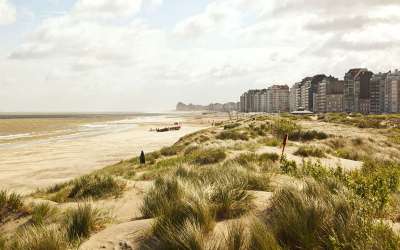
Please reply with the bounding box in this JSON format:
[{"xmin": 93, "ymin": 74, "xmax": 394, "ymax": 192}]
[
  {"xmin": 385, "ymin": 70, "xmax": 400, "ymax": 113},
  {"xmin": 369, "ymin": 73, "xmax": 387, "ymax": 114},
  {"xmin": 267, "ymin": 85, "xmax": 290, "ymax": 113},
  {"xmin": 289, "ymin": 83, "xmax": 301, "ymax": 112},
  {"xmin": 344, "ymin": 68, "xmax": 373, "ymax": 113},
  {"xmin": 315, "ymin": 77, "xmax": 343, "ymax": 113},
  {"xmin": 239, "ymin": 85, "xmax": 289, "ymax": 113}
]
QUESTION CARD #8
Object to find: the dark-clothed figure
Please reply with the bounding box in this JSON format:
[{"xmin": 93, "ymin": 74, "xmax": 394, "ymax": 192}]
[{"xmin": 140, "ymin": 150, "xmax": 146, "ymax": 164}]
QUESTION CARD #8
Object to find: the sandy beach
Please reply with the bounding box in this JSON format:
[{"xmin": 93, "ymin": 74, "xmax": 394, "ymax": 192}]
[{"xmin": 0, "ymin": 112, "xmax": 221, "ymax": 194}]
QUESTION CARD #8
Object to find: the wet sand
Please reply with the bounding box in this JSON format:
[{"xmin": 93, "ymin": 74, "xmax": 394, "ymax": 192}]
[{"xmin": 0, "ymin": 113, "xmax": 215, "ymax": 194}]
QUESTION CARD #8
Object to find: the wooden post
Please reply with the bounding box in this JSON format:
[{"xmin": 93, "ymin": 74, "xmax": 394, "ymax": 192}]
[{"xmin": 281, "ymin": 134, "xmax": 288, "ymax": 162}]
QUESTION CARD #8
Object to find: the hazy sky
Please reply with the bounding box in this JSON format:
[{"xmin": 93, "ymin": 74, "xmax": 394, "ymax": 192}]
[{"xmin": 1, "ymin": 0, "xmax": 400, "ymax": 112}]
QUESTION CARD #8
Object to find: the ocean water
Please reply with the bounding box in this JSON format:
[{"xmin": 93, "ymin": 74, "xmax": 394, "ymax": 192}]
[{"xmin": 0, "ymin": 113, "xmax": 204, "ymax": 193}]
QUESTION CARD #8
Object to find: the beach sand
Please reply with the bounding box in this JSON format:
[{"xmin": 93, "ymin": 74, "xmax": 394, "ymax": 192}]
[{"xmin": 0, "ymin": 112, "xmax": 225, "ymax": 194}]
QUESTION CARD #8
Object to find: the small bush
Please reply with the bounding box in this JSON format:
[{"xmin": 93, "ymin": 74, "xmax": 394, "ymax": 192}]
[
  {"xmin": 289, "ymin": 130, "xmax": 328, "ymax": 141},
  {"xmin": 280, "ymin": 156, "xmax": 297, "ymax": 175},
  {"xmin": 160, "ymin": 146, "xmax": 180, "ymax": 157},
  {"xmin": 224, "ymin": 123, "xmax": 241, "ymax": 130},
  {"xmin": 64, "ymin": 203, "xmax": 108, "ymax": 241},
  {"xmin": 259, "ymin": 153, "xmax": 280, "ymax": 163},
  {"xmin": 11, "ymin": 225, "xmax": 68, "ymax": 250},
  {"xmin": 30, "ymin": 202, "xmax": 58, "ymax": 226},
  {"xmin": 271, "ymin": 119, "xmax": 301, "ymax": 139},
  {"xmin": 190, "ymin": 148, "xmax": 227, "ymax": 165},
  {"xmin": 217, "ymin": 131, "xmax": 249, "ymax": 141},
  {"xmin": 294, "ymin": 146, "xmax": 326, "ymax": 158}
]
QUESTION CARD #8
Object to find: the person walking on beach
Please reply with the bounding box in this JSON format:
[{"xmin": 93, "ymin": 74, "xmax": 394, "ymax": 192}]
[{"xmin": 140, "ymin": 150, "xmax": 146, "ymax": 165}]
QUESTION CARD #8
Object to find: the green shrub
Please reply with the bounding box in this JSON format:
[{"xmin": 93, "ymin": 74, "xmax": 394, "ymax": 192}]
[
  {"xmin": 190, "ymin": 148, "xmax": 227, "ymax": 165},
  {"xmin": 280, "ymin": 156, "xmax": 297, "ymax": 175},
  {"xmin": 217, "ymin": 130, "xmax": 249, "ymax": 141},
  {"xmin": 294, "ymin": 146, "xmax": 326, "ymax": 158},
  {"xmin": 64, "ymin": 203, "xmax": 108, "ymax": 241},
  {"xmin": 224, "ymin": 123, "xmax": 241, "ymax": 130},
  {"xmin": 271, "ymin": 119, "xmax": 301, "ymax": 139},
  {"xmin": 289, "ymin": 130, "xmax": 328, "ymax": 141},
  {"xmin": 30, "ymin": 203, "xmax": 58, "ymax": 226},
  {"xmin": 259, "ymin": 153, "xmax": 280, "ymax": 163},
  {"xmin": 10, "ymin": 225, "xmax": 68, "ymax": 250},
  {"xmin": 160, "ymin": 146, "xmax": 180, "ymax": 156}
]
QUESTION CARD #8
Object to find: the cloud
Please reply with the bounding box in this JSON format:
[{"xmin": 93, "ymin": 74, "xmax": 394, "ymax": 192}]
[
  {"xmin": 4, "ymin": 0, "xmax": 400, "ymax": 111},
  {"xmin": 173, "ymin": 1, "xmax": 241, "ymax": 38},
  {"xmin": 0, "ymin": 0, "xmax": 16, "ymax": 25},
  {"xmin": 273, "ymin": 0, "xmax": 400, "ymax": 15},
  {"xmin": 305, "ymin": 16, "xmax": 400, "ymax": 32},
  {"xmin": 73, "ymin": 0, "xmax": 163, "ymax": 19}
]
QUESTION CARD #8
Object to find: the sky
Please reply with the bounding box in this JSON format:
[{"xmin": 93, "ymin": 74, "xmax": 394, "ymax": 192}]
[{"xmin": 1, "ymin": 0, "xmax": 400, "ymax": 112}]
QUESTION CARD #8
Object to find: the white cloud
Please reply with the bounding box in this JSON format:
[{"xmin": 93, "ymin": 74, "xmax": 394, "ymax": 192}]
[
  {"xmin": 73, "ymin": 0, "xmax": 163, "ymax": 19},
  {"xmin": 3, "ymin": 0, "xmax": 400, "ymax": 111},
  {"xmin": 0, "ymin": 0, "xmax": 16, "ymax": 25}
]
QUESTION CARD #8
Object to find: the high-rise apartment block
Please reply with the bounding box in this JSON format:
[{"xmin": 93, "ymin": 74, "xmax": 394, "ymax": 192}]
[
  {"xmin": 240, "ymin": 85, "xmax": 289, "ymax": 113},
  {"xmin": 240, "ymin": 68, "xmax": 400, "ymax": 115}
]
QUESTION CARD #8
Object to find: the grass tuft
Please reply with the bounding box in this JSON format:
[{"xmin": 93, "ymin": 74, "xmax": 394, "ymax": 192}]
[
  {"xmin": 47, "ymin": 175, "xmax": 126, "ymax": 202},
  {"xmin": 30, "ymin": 202, "xmax": 58, "ymax": 226},
  {"xmin": 10, "ymin": 225, "xmax": 68, "ymax": 250},
  {"xmin": 64, "ymin": 203, "xmax": 108, "ymax": 242}
]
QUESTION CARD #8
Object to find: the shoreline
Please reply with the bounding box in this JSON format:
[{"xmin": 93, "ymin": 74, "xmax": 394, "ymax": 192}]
[{"xmin": 0, "ymin": 112, "xmax": 228, "ymax": 194}]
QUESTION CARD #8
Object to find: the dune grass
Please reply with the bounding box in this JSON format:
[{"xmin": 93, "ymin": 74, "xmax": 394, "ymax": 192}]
[
  {"xmin": 30, "ymin": 202, "xmax": 59, "ymax": 226},
  {"xmin": 264, "ymin": 181, "xmax": 400, "ymax": 249},
  {"xmin": 10, "ymin": 225, "xmax": 68, "ymax": 250},
  {"xmin": 141, "ymin": 177, "xmax": 184, "ymax": 218},
  {"xmin": 64, "ymin": 203, "xmax": 109, "ymax": 242},
  {"xmin": 0, "ymin": 190, "xmax": 24, "ymax": 222},
  {"xmin": 46, "ymin": 175, "xmax": 126, "ymax": 202}
]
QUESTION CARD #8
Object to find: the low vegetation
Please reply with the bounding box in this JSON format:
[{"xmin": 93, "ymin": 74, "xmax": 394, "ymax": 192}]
[
  {"xmin": 45, "ymin": 175, "xmax": 126, "ymax": 202},
  {"xmin": 3, "ymin": 114, "xmax": 400, "ymax": 249},
  {"xmin": 265, "ymin": 181, "xmax": 400, "ymax": 249},
  {"xmin": 216, "ymin": 130, "xmax": 249, "ymax": 141},
  {"xmin": 30, "ymin": 202, "xmax": 58, "ymax": 226},
  {"xmin": 10, "ymin": 225, "xmax": 68, "ymax": 250},
  {"xmin": 294, "ymin": 146, "xmax": 326, "ymax": 158},
  {"xmin": 0, "ymin": 190, "xmax": 25, "ymax": 222},
  {"xmin": 189, "ymin": 148, "xmax": 227, "ymax": 165},
  {"xmin": 65, "ymin": 203, "xmax": 109, "ymax": 242}
]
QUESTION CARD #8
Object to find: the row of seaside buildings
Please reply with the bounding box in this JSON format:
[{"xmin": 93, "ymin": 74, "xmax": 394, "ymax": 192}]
[{"xmin": 240, "ymin": 68, "xmax": 400, "ymax": 114}]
